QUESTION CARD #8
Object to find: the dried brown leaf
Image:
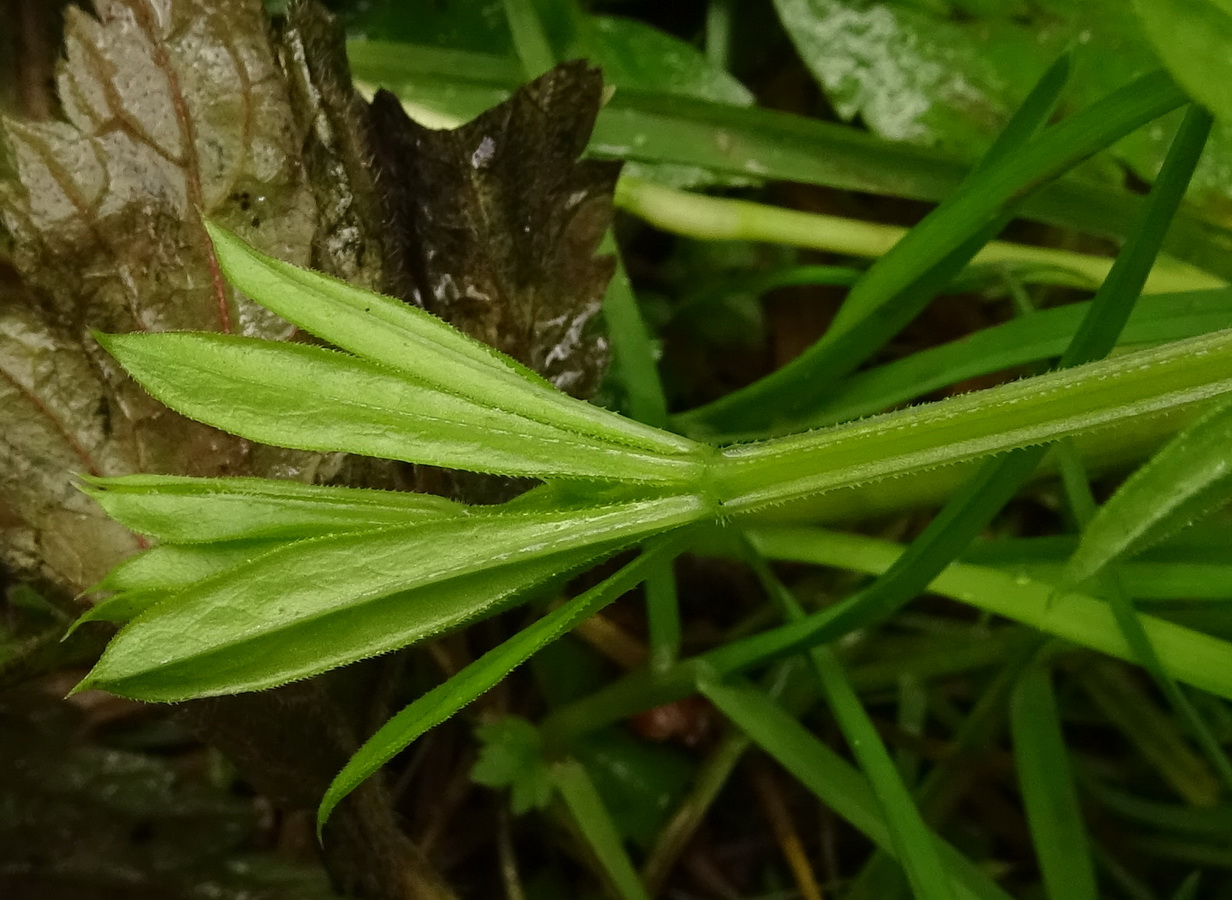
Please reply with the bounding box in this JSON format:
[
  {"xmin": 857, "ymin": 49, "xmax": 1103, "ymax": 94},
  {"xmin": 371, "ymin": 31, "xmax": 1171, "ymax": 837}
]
[{"xmin": 366, "ymin": 61, "xmax": 621, "ymax": 398}]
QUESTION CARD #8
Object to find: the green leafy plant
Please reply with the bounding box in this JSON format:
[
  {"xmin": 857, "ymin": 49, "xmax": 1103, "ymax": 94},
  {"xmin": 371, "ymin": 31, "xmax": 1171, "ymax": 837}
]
[
  {"xmin": 13, "ymin": 1, "xmax": 1232, "ymax": 898},
  {"xmin": 77, "ymin": 175, "xmax": 1232, "ymax": 818}
]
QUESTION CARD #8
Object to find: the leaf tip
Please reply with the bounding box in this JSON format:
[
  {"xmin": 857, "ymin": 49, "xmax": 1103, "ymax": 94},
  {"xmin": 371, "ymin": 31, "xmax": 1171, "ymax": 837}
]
[
  {"xmin": 201, "ymin": 217, "xmax": 231, "ymax": 249},
  {"xmin": 66, "ymin": 671, "xmax": 95, "ymax": 697},
  {"xmin": 89, "ymin": 329, "xmax": 117, "ymax": 352},
  {"xmin": 316, "ymin": 793, "xmax": 339, "ymax": 844}
]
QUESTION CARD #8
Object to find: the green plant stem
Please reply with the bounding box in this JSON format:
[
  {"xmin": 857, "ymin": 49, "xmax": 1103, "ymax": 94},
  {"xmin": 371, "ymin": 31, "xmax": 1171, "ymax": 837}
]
[
  {"xmin": 615, "ymin": 177, "xmax": 1220, "ymax": 295},
  {"xmin": 714, "ymin": 102, "xmax": 1215, "ymax": 559},
  {"xmin": 712, "ymin": 324, "xmax": 1232, "ymax": 513},
  {"xmin": 735, "ymin": 107, "xmax": 1224, "ymax": 523}
]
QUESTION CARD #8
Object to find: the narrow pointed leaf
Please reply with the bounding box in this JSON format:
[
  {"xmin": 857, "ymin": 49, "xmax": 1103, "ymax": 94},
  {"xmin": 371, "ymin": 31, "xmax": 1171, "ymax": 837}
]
[
  {"xmin": 97, "ymin": 331, "xmax": 706, "ymax": 485},
  {"xmin": 80, "ymin": 496, "xmax": 708, "ymax": 701},
  {"xmin": 1065, "ymin": 397, "xmax": 1232, "ymax": 587},
  {"xmin": 80, "ymin": 474, "xmax": 462, "ymax": 543},
  {"xmin": 98, "ymin": 542, "xmax": 277, "ymax": 593},
  {"xmin": 74, "ymin": 543, "xmax": 284, "ymax": 632},
  {"xmin": 205, "ymin": 222, "xmax": 697, "ymax": 458},
  {"xmin": 70, "ymin": 590, "xmax": 166, "ymax": 630}
]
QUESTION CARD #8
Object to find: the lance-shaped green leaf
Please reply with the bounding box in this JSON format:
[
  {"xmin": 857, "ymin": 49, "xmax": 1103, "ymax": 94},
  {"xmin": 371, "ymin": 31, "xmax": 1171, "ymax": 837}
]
[
  {"xmin": 71, "ymin": 542, "xmax": 281, "ymax": 632},
  {"xmin": 77, "ymin": 495, "xmax": 709, "ymax": 701},
  {"xmin": 72, "ymin": 590, "xmax": 168, "ymax": 629},
  {"xmin": 1064, "ymin": 397, "xmax": 1232, "ymax": 588},
  {"xmin": 205, "ymin": 222, "xmax": 697, "ymax": 459},
  {"xmin": 80, "ymin": 474, "xmax": 463, "ymax": 544},
  {"xmin": 70, "ymin": 543, "xmax": 286, "ymax": 634},
  {"xmin": 100, "ymin": 543, "xmax": 275, "ymax": 594},
  {"xmin": 96, "ymin": 331, "xmax": 708, "ymax": 485}
]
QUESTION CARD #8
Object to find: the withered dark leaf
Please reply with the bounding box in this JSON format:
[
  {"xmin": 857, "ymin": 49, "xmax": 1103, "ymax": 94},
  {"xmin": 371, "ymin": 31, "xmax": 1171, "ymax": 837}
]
[
  {"xmin": 367, "ymin": 61, "xmax": 621, "ymax": 398},
  {"xmin": 0, "ymin": 0, "xmax": 337, "ymax": 595},
  {"xmin": 275, "ymin": 0, "xmax": 387, "ymax": 291}
]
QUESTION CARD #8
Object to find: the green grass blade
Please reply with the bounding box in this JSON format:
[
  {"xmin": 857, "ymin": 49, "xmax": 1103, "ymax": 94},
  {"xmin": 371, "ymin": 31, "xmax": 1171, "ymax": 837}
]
[
  {"xmin": 742, "ymin": 542, "xmax": 956, "ymax": 900},
  {"xmin": 317, "ymin": 537, "xmax": 682, "ymax": 833},
  {"xmin": 847, "ymin": 636, "xmax": 1040, "ymax": 900},
  {"xmin": 979, "ymin": 55, "xmax": 1071, "ymax": 169},
  {"xmin": 825, "ymin": 52, "xmax": 1067, "ymax": 337},
  {"xmin": 698, "ymin": 673, "xmax": 1014, "ymax": 900},
  {"xmin": 503, "ymin": 0, "xmax": 556, "ymax": 78},
  {"xmin": 603, "ymin": 243, "xmax": 669, "ymax": 430},
  {"xmin": 1045, "ymin": 105, "xmax": 1232, "ymax": 792},
  {"xmin": 1059, "ymin": 105, "xmax": 1213, "ymax": 369},
  {"xmin": 818, "ymin": 655, "xmax": 954, "ymax": 898},
  {"xmin": 552, "ymin": 758, "xmax": 653, "ymax": 900},
  {"xmin": 805, "ymin": 288, "xmax": 1232, "ymax": 427},
  {"xmin": 1010, "ymin": 660, "xmax": 1099, "ymax": 900},
  {"xmin": 79, "ymin": 474, "xmax": 462, "ymax": 543},
  {"xmin": 709, "ymin": 98, "xmax": 1215, "ymax": 683},
  {"xmin": 96, "ymin": 332, "xmax": 705, "ymax": 484},
  {"xmin": 1077, "ymin": 659, "xmax": 1222, "ymax": 806},
  {"xmin": 681, "ymin": 70, "xmax": 1188, "ymax": 434},
  {"xmin": 78, "ymin": 497, "xmax": 707, "ymax": 701},
  {"xmin": 963, "ymin": 533, "xmax": 1232, "ymax": 601},
  {"xmin": 1058, "ymin": 446, "xmax": 1232, "ymax": 794},
  {"xmin": 737, "ymin": 526, "xmax": 1232, "ymax": 702}
]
